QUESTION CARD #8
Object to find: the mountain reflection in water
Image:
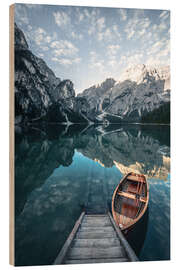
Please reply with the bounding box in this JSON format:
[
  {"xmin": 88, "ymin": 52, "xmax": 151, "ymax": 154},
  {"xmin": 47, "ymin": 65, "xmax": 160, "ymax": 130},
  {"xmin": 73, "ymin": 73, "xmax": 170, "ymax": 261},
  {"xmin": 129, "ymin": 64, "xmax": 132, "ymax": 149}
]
[{"xmin": 15, "ymin": 124, "xmax": 170, "ymax": 266}]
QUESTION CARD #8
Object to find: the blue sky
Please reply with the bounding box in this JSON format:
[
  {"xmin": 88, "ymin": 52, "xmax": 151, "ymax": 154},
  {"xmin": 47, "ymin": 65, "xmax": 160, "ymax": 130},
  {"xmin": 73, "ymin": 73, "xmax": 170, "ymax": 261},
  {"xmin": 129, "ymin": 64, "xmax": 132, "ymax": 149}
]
[{"xmin": 15, "ymin": 4, "xmax": 170, "ymax": 94}]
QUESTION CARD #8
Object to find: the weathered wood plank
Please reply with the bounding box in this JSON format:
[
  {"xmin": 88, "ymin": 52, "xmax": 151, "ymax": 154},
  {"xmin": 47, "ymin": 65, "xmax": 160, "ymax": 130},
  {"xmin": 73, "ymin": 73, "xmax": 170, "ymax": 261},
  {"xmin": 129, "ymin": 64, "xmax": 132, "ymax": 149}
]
[
  {"xmin": 117, "ymin": 191, "xmax": 146, "ymax": 203},
  {"xmin": 76, "ymin": 231, "xmax": 117, "ymax": 239},
  {"xmin": 83, "ymin": 220, "xmax": 111, "ymax": 227},
  {"xmin": 54, "ymin": 212, "xmax": 138, "ymax": 264},
  {"xmin": 79, "ymin": 226, "xmax": 115, "ymax": 233},
  {"xmin": 127, "ymin": 175, "xmax": 145, "ymax": 183},
  {"xmin": 67, "ymin": 246, "xmax": 126, "ymax": 260},
  {"xmin": 54, "ymin": 212, "xmax": 85, "ymax": 265},
  {"xmin": 83, "ymin": 216, "xmax": 109, "ymax": 222},
  {"xmin": 108, "ymin": 212, "xmax": 139, "ymax": 262},
  {"xmin": 72, "ymin": 238, "xmax": 120, "ymax": 248},
  {"xmin": 85, "ymin": 215, "xmax": 107, "ymax": 217},
  {"xmin": 65, "ymin": 257, "xmax": 129, "ymax": 264},
  {"xmin": 84, "ymin": 214, "xmax": 109, "ymax": 218}
]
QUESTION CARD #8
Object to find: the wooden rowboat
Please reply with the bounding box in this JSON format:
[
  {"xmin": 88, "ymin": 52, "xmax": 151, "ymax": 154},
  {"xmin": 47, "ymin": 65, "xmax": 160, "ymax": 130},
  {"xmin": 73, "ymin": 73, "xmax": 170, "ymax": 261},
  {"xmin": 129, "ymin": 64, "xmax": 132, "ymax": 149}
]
[{"xmin": 112, "ymin": 172, "xmax": 149, "ymax": 232}]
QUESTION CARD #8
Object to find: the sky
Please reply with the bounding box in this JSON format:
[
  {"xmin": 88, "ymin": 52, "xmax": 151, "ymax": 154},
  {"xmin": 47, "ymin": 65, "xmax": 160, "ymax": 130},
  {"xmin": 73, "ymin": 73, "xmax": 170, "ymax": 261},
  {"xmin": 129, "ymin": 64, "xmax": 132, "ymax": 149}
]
[{"xmin": 14, "ymin": 4, "xmax": 170, "ymax": 94}]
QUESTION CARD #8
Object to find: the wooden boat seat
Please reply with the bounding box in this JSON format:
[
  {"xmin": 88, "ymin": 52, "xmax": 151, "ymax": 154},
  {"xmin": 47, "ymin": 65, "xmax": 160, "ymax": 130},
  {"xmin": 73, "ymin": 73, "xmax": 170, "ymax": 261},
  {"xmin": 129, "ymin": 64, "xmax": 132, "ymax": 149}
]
[
  {"xmin": 117, "ymin": 191, "xmax": 147, "ymax": 203},
  {"xmin": 127, "ymin": 175, "xmax": 146, "ymax": 183}
]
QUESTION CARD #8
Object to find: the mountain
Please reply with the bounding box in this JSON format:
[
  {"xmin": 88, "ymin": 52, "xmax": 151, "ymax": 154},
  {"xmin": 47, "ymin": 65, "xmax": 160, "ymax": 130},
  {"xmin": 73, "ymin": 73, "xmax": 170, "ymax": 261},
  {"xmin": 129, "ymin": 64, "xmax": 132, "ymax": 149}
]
[
  {"xmin": 14, "ymin": 23, "xmax": 170, "ymax": 125},
  {"xmin": 78, "ymin": 64, "xmax": 170, "ymax": 123},
  {"xmin": 14, "ymin": 23, "xmax": 89, "ymax": 125}
]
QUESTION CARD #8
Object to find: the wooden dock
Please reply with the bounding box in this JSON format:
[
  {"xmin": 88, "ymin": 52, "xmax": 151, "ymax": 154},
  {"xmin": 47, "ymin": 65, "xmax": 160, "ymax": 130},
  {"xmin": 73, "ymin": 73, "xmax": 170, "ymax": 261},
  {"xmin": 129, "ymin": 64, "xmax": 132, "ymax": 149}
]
[{"xmin": 54, "ymin": 212, "xmax": 138, "ymax": 265}]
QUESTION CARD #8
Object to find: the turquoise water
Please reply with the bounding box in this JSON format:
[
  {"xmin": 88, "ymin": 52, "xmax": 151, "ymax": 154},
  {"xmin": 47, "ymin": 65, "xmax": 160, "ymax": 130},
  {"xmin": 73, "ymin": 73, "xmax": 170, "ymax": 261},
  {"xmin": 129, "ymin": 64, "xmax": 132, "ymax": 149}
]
[{"xmin": 15, "ymin": 124, "xmax": 170, "ymax": 265}]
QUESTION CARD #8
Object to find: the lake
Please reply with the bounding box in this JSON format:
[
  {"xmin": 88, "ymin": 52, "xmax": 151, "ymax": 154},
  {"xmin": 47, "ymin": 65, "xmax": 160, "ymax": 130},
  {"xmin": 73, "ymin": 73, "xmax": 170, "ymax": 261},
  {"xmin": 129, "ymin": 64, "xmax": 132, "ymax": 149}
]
[{"xmin": 15, "ymin": 124, "xmax": 170, "ymax": 266}]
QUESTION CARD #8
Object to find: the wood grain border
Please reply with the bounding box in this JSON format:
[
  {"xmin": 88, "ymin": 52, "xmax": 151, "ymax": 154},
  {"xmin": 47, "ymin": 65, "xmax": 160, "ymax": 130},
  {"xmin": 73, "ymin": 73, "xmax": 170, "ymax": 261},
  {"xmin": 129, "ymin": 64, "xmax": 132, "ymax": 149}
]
[{"xmin": 9, "ymin": 4, "xmax": 14, "ymax": 266}]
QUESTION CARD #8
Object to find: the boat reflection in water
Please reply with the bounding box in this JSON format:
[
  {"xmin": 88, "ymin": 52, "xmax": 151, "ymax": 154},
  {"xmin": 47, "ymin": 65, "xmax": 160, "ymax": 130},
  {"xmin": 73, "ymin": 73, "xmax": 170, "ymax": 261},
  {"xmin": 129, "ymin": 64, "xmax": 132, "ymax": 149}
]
[
  {"xmin": 15, "ymin": 124, "xmax": 170, "ymax": 266},
  {"xmin": 126, "ymin": 207, "xmax": 149, "ymax": 258}
]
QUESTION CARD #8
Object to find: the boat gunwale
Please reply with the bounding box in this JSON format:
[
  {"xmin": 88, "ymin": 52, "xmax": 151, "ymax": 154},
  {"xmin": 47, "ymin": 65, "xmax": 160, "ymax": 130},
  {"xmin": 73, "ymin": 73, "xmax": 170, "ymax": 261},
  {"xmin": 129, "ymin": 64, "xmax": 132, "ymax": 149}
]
[{"xmin": 112, "ymin": 173, "xmax": 149, "ymax": 231}]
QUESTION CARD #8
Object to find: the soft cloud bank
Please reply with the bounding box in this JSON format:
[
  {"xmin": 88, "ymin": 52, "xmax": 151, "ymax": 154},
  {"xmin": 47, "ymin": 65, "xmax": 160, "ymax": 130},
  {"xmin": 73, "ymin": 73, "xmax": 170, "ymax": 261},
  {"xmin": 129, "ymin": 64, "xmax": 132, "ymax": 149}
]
[{"xmin": 15, "ymin": 4, "xmax": 170, "ymax": 93}]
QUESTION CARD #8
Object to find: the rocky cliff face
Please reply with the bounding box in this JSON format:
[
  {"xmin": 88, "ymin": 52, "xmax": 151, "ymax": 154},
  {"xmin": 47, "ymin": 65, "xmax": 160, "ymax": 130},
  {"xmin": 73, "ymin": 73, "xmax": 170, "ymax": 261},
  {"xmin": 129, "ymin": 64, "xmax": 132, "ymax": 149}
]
[
  {"xmin": 14, "ymin": 23, "xmax": 89, "ymax": 125},
  {"xmin": 15, "ymin": 23, "xmax": 170, "ymax": 125},
  {"xmin": 79, "ymin": 64, "xmax": 170, "ymax": 123}
]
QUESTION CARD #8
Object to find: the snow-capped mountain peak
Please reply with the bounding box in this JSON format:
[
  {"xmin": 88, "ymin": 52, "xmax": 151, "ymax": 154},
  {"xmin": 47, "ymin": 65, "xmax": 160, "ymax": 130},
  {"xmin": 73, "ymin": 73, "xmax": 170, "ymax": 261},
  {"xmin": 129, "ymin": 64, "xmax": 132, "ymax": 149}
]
[{"xmin": 119, "ymin": 64, "xmax": 170, "ymax": 91}]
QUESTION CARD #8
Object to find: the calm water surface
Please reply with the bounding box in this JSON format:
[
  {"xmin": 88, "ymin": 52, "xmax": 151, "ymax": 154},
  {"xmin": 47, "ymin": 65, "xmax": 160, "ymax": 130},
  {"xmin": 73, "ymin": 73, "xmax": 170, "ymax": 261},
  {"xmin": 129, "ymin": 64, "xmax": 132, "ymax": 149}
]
[{"xmin": 15, "ymin": 124, "xmax": 170, "ymax": 266}]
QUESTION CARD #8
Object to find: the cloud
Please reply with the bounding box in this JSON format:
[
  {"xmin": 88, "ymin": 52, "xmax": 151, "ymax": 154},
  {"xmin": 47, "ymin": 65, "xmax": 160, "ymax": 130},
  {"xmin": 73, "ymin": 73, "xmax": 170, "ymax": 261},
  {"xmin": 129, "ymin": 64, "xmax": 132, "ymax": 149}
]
[
  {"xmin": 84, "ymin": 8, "xmax": 91, "ymax": 19},
  {"xmin": 84, "ymin": 7, "xmax": 100, "ymax": 20},
  {"xmin": 138, "ymin": 29, "xmax": 146, "ymax": 37},
  {"xmin": 118, "ymin": 9, "xmax": 127, "ymax": 21},
  {"xmin": 50, "ymin": 40, "xmax": 78, "ymax": 57},
  {"xmin": 44, "ymin": 36, "xmax": 52, "ymax": 43},
  {"xmin": 159, "ymin": 10, "xmax": 170, "ymax": 21},
  {"xmin": 41, "ymin": 46, "xmax": 49, "ymax": 51},
  {"xmin": 15, "ymin": 5, "xmax": 170, "ymax": 92},
  {"xmin": 52, "ymin": 58, "xmax": 72, "ymax": 66},
  {"xmin": 34, "ymin": 34, "xmax": 44, "ymax": 46},
  {"xmin": 50, "ymin": 39, "xmax": 81, "ymax": 66},
  {"xmin": 97, "ymin": 25, "xmax": 121, "ymax": 42},
  {"xmin": 32, "ymin": 27, "xmax": 47, "ymax": 46},
  {"xmin": 73, "ymin": 7, "xmax": 85, "ymax": 23},
  {"xmin": 125, "ymin": 28, "xmax": 135, "ymax": 40},
  {"xmin": 53, "ymin": 11, "xmax": 70, "ymax": 27},
  {"xmin": 108, "ymin": 60, "xmax": 117, "ymax": 67},
  {"xmin": 112, "ymin": 25, "xmax": 121, "ymax": 39},
  {"xmin": 79, "ymin": 13, "xmax": 84, "ymax": 22},
  {"xmin": 89, "ymin": 61, "xmax": 104, "ymax": 70},
  {"xmin": 81, "ymin": 8, "xmax": 106, "ymax": 38},
  {"xmin": 27, "ymin": 25, "xmax": 33, "ymax": 31},
  {"xmin": 121, "ymin": 52, "xmax": 144, "ymax": 69},
  {"xmin": 97, "ymin": 17, "xmax": 106, "ymax": 32},
  {"xmin": 89, "ymin": 51, "xmax": 105, "ymax": 71},
  {"xmin": 145, "ymin": 39, "xmax": 170, "ymax": 66},
  {"xmin": 107, "ymin": 44, "xmax": 120, "ymax": 56},
  {"xmin": 24, "ymin": 4, "xmax": 42, "ymax": 10},
  {"xmin": 124, "ymin": 16, "xmax": 152, "ymax": 41},
  {"xmin": 88, "ymin": 16, "xmax": 106, "ymax": 36},
  {"xmin": 146, "ymin": 38, "xmax": 169, "ymax": 57},
  {"xmin": 71, "ymin": 31, "xmax": 83, "ymax": 40},
  {"xmin": 38, "ymin": 53, "xmax": 44, "ymax": 58},
  {"xmin": 36, "ymin": 27, "xmax": 46, "ymax": 34},
  {"xmin": 89, "ymin": 51, "xmax": 98, "ymax": 61},
  {"xmin": 52, "ymin": 57, "xmax": 81, "ymax": 66},
  {"xmin": 73, "ymin": 57, "xmax": 81, "ymax": 64},
  {"xmin": 158, "ymin": 22, "xmax": 168, "ymax": 31},
  {"xmin": 15, "ymin": 4, "xmax": 29, "ymax": 25},
  {"xmin": 25, "ymin": 26, "xmax": 58, "ymax": 55}
]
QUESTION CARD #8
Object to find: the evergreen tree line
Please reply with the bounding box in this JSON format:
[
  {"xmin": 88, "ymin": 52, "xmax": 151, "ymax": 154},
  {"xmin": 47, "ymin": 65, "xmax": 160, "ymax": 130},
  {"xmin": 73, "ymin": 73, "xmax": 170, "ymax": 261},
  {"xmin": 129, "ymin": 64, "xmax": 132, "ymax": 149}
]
[{"xmin": 141, "ymin": 102, "xmax": 170, "ymax": 124}]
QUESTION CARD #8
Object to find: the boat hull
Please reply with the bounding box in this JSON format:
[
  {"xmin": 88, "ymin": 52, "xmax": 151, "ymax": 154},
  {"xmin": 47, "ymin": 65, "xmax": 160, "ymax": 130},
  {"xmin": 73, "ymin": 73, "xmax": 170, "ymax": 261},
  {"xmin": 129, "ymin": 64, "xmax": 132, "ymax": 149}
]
[{"xmin": 112, "ymin": 172, "xmax": 149, "ymax": 232}]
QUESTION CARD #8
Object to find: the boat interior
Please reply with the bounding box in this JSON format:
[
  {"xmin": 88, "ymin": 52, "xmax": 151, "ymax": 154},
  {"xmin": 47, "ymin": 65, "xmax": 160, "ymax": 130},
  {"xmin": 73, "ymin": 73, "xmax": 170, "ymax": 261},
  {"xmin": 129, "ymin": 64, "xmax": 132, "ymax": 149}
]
[{"xmin": 114, "ymin": 173, "xmax": 148, "ymax": 229}]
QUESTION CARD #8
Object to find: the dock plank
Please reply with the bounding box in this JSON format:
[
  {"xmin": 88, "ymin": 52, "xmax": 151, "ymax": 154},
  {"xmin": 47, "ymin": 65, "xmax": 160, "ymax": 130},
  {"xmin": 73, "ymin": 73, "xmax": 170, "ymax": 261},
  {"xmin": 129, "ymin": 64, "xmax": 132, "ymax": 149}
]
[
  {"xmin": 67, "ymin": 246, "xmax": 126, "ymax": 260},
  {"xmin": 72, "ymin": 238, "xmax": 120, "ymax": 248},
  {"xmin": 65, "ymin": 257, "xmax": 129, "ymax": 264},
  {"xmin": 82, "ymin": 220, "xmax": 111, "ymax": 227},
  {"xmin": 54, "ymin": 212, "xmax": 139, "ymax": 264},
  {"xmin": 79, "ymin": 226, "xmax": 115, "ymax": 233},
  {"xmin": 76, "ymin": 231, "xmax": 117, "ymax": 239},
  {"xmin": 83, "ymin": 221, "xmax": 111, "ymax": 227},
  {"xmin": 83, "ymin": 216, "xmax": 110, "ymax": 222}
]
